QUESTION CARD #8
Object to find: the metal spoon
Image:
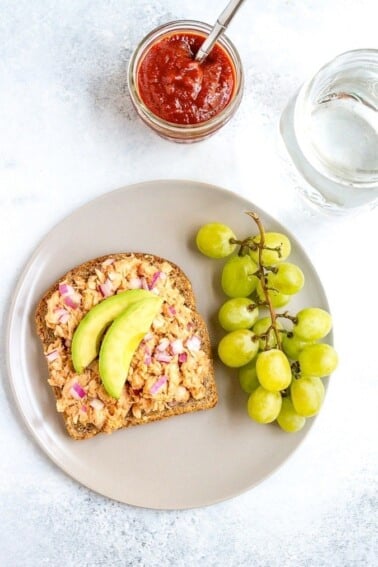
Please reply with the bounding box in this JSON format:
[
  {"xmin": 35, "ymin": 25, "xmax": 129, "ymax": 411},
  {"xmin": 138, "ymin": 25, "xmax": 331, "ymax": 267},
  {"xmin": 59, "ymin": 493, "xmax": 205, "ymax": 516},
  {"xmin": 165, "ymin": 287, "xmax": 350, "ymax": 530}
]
[{"xmin": 195, "ymin": 0, "xmax": 246, "ymax": 64}]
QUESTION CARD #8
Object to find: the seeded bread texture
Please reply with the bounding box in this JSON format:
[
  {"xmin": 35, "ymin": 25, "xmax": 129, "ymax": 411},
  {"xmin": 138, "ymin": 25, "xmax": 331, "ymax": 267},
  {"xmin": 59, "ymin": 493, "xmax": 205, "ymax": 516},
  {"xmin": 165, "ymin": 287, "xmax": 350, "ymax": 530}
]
[{"xmin": 35, "ymin": 253, "xmax": 217, "ymax": 440}]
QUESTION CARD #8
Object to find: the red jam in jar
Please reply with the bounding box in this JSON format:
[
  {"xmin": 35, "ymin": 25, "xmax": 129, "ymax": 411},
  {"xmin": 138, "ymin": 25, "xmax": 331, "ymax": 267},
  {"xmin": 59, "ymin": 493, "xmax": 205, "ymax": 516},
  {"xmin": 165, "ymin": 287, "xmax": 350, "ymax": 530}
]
[{"xmin": 137, "ymin": 32, "xmax": 236, "ymax": 125}]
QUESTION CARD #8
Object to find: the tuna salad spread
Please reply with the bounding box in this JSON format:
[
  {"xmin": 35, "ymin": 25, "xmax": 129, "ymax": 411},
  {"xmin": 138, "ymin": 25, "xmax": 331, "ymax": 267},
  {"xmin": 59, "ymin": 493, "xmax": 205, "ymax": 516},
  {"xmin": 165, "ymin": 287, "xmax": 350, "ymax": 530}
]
[{"xmin": 36, "ymin": 253, "xmax": 217, "ymax": 439}]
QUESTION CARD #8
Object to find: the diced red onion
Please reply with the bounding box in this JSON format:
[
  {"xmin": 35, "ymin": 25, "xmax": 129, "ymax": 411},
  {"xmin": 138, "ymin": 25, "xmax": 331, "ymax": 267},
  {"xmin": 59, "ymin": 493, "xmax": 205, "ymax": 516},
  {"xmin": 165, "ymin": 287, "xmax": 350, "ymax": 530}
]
[
  {"xmin": 80, "ymin": 405, "xmax": 88, "ymax": 413},
  {"xmin": 156, "ymin": 338, "xmax": 170, "ymax": 351},
  {"xmin": 154, "ymin": 351, "xmax": 172, "ymax": 363},
  {"xmin": 150, "ymin": 375, "xmax": 168, "ymax": 395},
  {"xmin": 58, "ymin": 282, "xmax": 80, "ymax": 309},
  {"xmin": 89, "ymin": 398, "xmax": 104, "ymax": 411},
  {"xmin": 178, "ymin": 352, "xmax": 188, "ymax": 364},
  {"xmin": 128, "ymin": 277, "xmax": 142, "ymax": 289},
  {"xmin": 70, "ymin": 382, "xmax": 86, "ymax": 399},
  {"xmin": 99, "ymin": 278, "xmax": 113, "ymax": 298},
  {"xmin": 171, "ymin": 339, "xmax": 184, "ymax": 354},
  {"xmin": 64, "ymin": 294, "xmax": 80, "ymax": 309},
  {"xmin": 150, "ymin": 271, "xmax": 162, "ymax": 289},
  {"xmin": 59, "ymin": 283, "xmax": 74, "ymax": 296},
  {"xmin": 55, "ymin": 308, "xmax": 69, "ymax": 324},
  {"xmin": 186, "ymin": 336, "xmax": 201, "ymax": 352},
  {"xmin": 141, "ymin": 277, "xmax": 149, "ymax": 291},
  {"xmin": 46, "ymin": 350, "xmax": 59, "ymax": 362},
  {"xmin": 151, "ymin": 287, "xmax": 160, "ymax": 295},
  {"xmin": 144, "ymin": 354, "xmax": 152, "ymax": 366},
  {"xmin": 168, "ymin": 305, "xmax": 176, "ymax": 315}
]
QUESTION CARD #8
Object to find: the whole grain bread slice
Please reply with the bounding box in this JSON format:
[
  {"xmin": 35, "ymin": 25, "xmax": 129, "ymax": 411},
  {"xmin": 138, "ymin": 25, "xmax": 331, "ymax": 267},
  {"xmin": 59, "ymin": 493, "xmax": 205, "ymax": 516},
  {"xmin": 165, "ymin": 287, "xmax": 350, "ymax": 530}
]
[{"xmin": 35, "ymin": 252, "xmax": 217, "ymax": 440}]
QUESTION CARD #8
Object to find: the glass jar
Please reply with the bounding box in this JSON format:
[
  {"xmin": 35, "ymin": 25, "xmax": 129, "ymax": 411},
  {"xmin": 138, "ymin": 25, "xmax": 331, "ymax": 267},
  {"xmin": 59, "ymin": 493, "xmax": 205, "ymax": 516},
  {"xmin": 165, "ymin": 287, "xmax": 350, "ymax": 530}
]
[
  {"xmin": 127, "ymin": 20, "xmax": 244, "ymax": 143},
  {"xmin": 280, "ymin": 49, "xmax": 378, "ymax": 213}
]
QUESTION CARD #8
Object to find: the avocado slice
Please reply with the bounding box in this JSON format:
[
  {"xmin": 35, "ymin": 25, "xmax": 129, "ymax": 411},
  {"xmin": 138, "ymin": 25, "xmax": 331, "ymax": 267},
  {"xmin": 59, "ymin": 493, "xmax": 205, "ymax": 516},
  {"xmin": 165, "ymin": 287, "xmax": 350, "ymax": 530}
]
[
  {"xmin": 99, "ymin": 296, "xmax": 163, "ymax": 399},
  {"xmin": 71, "ymin": 289, "xmax": 153, "ymax": 373}
]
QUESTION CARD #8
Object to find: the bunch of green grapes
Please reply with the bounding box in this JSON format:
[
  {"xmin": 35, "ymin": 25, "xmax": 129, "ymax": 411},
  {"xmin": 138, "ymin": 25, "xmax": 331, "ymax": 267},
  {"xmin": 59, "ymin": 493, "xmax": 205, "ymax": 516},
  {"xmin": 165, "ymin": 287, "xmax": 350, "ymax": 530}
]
[{"xmin": 196, "ymin": 215, "xmax": 339, "ymax": 433}]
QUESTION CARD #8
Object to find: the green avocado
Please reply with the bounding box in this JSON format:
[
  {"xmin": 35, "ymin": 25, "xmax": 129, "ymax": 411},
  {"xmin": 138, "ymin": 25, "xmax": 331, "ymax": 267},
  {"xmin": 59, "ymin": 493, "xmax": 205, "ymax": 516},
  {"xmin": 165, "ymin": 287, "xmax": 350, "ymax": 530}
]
[
  {"xmin": 99, "ymin": 296, "xmax": 163, "ymax": 399},
  {"xmin": 71, "ymin": 289, "xmax": 153, "ymax": 373}
]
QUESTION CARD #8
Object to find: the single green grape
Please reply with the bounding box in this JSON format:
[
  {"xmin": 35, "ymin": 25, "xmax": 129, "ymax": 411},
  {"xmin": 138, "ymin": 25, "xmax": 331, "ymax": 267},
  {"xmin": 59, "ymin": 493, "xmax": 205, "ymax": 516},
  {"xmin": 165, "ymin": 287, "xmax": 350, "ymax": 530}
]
[
  {"xmin": 293, "ymin": 308, "xmax": 332, "ymax": 341},
  {"xmin": 282, "ymin": 334, "xmax": 313, "ymax": 360},
  {"xmin": 267, "ymin": 263, "xmax": 305, "ymax": 295},
  {"xmin": 291, "ymin": 376, "xmax": 325, "ymax": 417},
  {"xmin": 247, "ymin": 386, "xmax": 282, "ymax": 423},
  {"xmin": 252, "ymin": 316, "xmax": 283, "ymax": 350},
  {"xmin": 238, "ymin": 359, "xmax": 259, "ymax": 393},
  {"xmin": 277, "ymin": 397, "xmax": 306, "ymax": 432},
  {"xmin": 196, "ymin": 223, "xmax": 236, "ymax": 259},
  {"xmin": 218, "ymin": 329, "xmax": 259, "ymax": 368},
  {"xmin": 249, "ymin": 232, "xmax": 291, "ymax": 266},
  {"xmin": 256, "ymin": 280, "xmax": 290, "ymax": 308},
  {"xmin": 218, "ymin": 298, "xmax": 259, "ymax": 331},
  {"xmin": 221, "ymin": 255, "xmax": 259, "ymax": 298},
  {"xmin": 298, "ymin": 343, "xmax": 338, "ymax": 377},
  {"xmin": 256, "ymin": 349, "xmax": 292, "ymax": 392}
]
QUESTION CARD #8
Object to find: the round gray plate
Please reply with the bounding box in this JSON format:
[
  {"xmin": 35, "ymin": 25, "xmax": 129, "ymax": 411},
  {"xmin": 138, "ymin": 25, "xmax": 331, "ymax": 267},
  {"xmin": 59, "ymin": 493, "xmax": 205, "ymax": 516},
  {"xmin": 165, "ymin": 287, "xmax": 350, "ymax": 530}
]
[{"xmin": 7, "ymin": 180, "xmax": 330, "ymax": 509}]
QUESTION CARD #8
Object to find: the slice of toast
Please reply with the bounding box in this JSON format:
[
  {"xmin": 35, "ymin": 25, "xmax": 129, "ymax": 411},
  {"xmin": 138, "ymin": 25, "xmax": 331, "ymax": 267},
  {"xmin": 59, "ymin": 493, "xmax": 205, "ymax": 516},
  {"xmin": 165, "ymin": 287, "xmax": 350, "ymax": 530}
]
[{"xmin": 35, "ymin": 253, "xmax": 217, "ymax": 440}]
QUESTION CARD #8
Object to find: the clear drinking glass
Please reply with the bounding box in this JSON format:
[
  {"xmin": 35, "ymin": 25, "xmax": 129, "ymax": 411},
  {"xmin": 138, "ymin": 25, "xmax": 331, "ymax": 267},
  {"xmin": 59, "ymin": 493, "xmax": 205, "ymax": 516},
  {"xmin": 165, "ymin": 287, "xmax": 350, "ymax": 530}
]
[{"xmin": 280, "ymin": 49, "xmax": 378, "ymax": 213}]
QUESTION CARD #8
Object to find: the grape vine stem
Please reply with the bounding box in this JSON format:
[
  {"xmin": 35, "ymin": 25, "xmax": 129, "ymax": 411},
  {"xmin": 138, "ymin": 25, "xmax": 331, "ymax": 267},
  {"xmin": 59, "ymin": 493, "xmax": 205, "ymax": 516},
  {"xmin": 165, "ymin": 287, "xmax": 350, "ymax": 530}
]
[
  {"xmin": 246, "ymin": 212, "xmax": 282, "ymax": 350},
  {"xmin": 276, "ymin": 311, "xmax": 298, "ymax": 324}
]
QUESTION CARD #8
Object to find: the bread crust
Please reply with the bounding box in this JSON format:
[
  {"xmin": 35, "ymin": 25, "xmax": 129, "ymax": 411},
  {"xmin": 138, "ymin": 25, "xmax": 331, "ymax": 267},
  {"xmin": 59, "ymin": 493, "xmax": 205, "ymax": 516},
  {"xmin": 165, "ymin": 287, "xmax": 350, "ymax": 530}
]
[{"xmin": 35, "ymin": 252, "xmax": 217, "ymax": 440}]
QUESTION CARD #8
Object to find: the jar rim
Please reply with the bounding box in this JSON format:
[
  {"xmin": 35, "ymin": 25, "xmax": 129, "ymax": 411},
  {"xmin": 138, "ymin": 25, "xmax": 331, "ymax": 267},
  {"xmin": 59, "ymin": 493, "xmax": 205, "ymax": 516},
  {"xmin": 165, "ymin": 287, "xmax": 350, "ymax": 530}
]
[
  {"xmin": 127, "ymin": 19, "xmax": 244, "ymax": 135},
  {"xmin": 301, "ymin": 48, "xmax": 378, "ymax": 98}
]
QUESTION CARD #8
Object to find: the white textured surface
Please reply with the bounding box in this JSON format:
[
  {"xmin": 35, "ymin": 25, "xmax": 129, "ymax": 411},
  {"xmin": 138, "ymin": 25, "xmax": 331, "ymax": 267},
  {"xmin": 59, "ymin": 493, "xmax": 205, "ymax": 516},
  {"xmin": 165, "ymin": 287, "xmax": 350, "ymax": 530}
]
[{"xmin": 0, "ymin": 1, "xmax": 377, "ymax": 566}]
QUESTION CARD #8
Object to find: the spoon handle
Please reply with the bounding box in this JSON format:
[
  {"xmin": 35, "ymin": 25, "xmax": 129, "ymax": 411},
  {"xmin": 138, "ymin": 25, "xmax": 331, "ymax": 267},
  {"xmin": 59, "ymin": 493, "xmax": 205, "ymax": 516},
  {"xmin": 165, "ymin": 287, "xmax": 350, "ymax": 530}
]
[{"xmin": 195, "ymin": 0, "xmax": 246, "ymax": 63}]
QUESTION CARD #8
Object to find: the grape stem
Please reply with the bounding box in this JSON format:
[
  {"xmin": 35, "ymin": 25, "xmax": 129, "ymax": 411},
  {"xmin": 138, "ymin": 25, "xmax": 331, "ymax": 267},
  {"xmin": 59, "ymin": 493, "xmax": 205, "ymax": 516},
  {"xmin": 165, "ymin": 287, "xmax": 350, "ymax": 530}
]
[
  {"xmin": 291, "ymin": 361, "xmax": 301, "ymax": 378},
  {"xmin": 246, "ymin": 212, "xmax": 282, "ymax": 350},
  {"xmin": 231, "ymin": 238, "xmax": 282, "ymax": 259},
  {"xmin": 276, "ymin": 311, "xmax": 298, "ymax": 324}
]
